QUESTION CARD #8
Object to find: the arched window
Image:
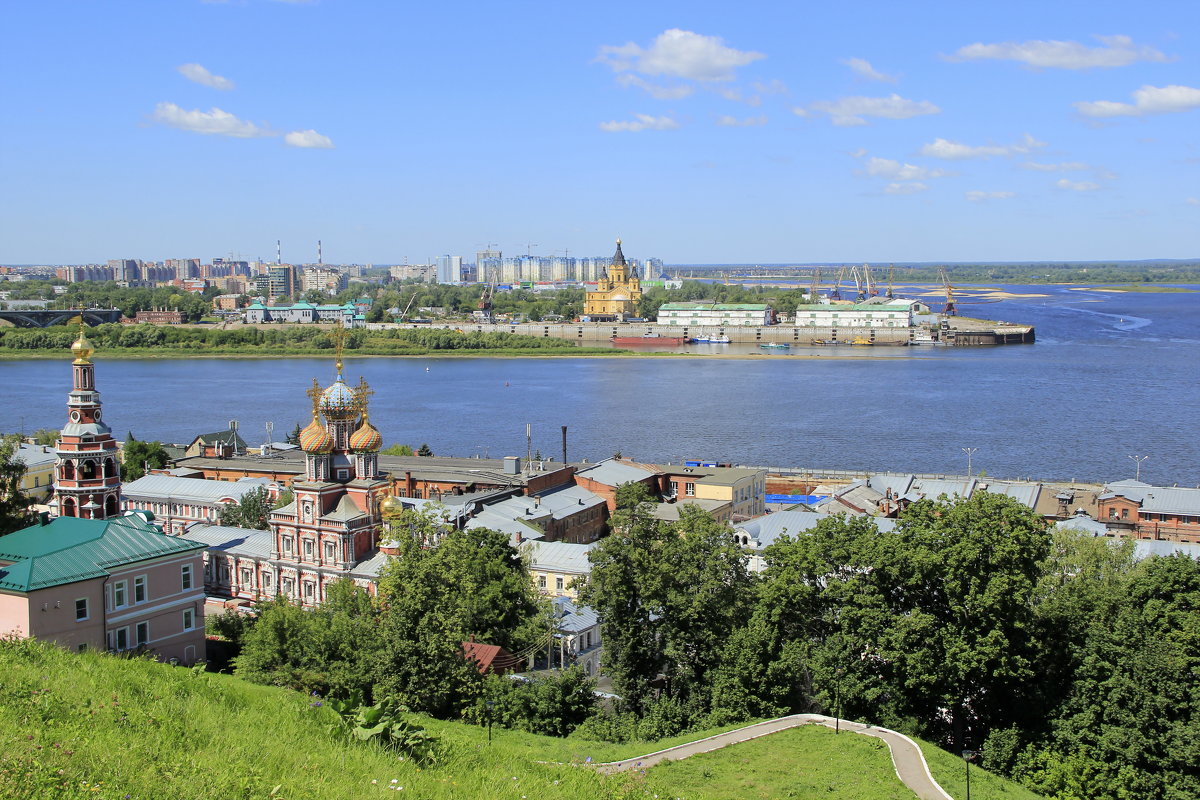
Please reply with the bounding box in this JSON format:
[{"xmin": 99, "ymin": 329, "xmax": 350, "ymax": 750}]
[
  {"xmin": 105, "ymin": 495, "xmax": 118, "ymax": 517},
  {"xmin": 103, "ymin": 458, "xmax": 116, "ymax": 478},
  {"xmin": 80, "ymin": 460, "xmax": 97, "ymax": 480},
  {"xmin": 61, "ymin": 497, "xmax": 76, "ymax": 517},
  {"xmin": 62, "ymin": 461, "xmax": 76, "ymax": 480}
]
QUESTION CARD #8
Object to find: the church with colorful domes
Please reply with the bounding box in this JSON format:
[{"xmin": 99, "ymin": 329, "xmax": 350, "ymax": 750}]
[{"xmin": 260, "ymin": 353, "xmax": 392, "ymax": 604}]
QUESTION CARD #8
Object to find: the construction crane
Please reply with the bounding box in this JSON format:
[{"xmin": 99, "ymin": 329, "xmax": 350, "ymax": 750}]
[
  {"xmin": 938, "ymin": 266, "xmax": 957, "ymax": 316},
  {"xmin": 398, "ymin": 291, "xmax": 419, "ymax": 323},
  {"xmin": 886, "ymin": 265, "xmax": 895, "ymax": 299},
  {"xmin": 809, "ymin": 267, "xmax": 821, "ymax": 302}
]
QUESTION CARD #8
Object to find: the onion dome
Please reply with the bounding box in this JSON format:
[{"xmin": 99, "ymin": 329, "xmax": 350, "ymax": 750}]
[
  {"xmin": 319, "ymin": 378, "xmax": 359, "ymax": 420},
  {"xmin": 348, "ymin": 416, "xmax": 383, "ymax": 452},
  {"xmin": 379, "ymin": 495, "xmax": 403, "ymax": 517},
  {"xmin": 298, "ymin": 416, "xmax": 335, "ymax": 454},
  {"xmin": 71, "ymin": 333, "xmax": 95, "ymax": 364}
]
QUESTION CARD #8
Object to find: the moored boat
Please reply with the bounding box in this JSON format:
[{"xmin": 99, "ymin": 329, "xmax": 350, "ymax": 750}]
[{"xmin": 611, "ymin": 334, "xmax": 689, "ymax": 345}]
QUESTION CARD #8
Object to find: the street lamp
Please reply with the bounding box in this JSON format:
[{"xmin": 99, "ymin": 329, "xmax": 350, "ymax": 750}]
[
  {"xmin": 1129, "ymin": 454, "xmax": 1149, "ymax": 482},
  {"xmin": 962, "ymin": 750, "xmax": 976, "ymax": 800},
  {"xmin": 833, "ymin": 667, "xmax": 844, "ymax": 734},
  {"xmin": 962, "ymin": 447, "xmax": 978, "ymax": 476}
]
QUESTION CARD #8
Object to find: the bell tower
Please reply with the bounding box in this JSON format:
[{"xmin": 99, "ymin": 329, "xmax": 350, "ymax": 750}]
[{"xmin": 52, "ymin": 326, "xmax": 122, "ymax": 519}]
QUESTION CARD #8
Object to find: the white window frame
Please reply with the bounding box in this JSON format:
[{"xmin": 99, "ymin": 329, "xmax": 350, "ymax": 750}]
[
  {"xmin": 112, "ymin": 626, "xmax": 130, "ymax": 651},
  {"xmin": 181, "ymin": 564, "xmax": 193, "ymax": 591},
  {"xmin": 182, "ymin": 608, "xmax": 195, "ymax": 631},
  {"xmin": 112, "ymin": 580, "xmax": 128, "ymax": 609},
  {"xmin": 135, "ymin": 621, "xmax": 149, "ymax": 647},
  {"xmin": 133, "ymin": 575, "xmax": 147, "ymax": 604},
  {"xmin": 75, "ymin": 597, "xmax": 89, "ymax": 621}
]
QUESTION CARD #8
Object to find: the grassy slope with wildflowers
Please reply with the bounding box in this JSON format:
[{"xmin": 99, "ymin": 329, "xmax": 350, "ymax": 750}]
[{"xmin": 0, "ymin": 640, "xmax": 1038, "ymax": 800}]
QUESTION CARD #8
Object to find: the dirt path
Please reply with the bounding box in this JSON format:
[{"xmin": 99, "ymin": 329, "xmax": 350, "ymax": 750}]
[{"xmin": 595, "ymin": 713, "xmax": 953, "ymax": 800}]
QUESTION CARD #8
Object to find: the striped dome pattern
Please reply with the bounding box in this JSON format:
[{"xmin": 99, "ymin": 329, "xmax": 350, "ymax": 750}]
[
  {"xmin": 298, "ymin": 417, "xmax": 335, "ymax": 453},
  {"xmin": 348, "ymin": 418, "xmax": 383, "ymax": 452}
]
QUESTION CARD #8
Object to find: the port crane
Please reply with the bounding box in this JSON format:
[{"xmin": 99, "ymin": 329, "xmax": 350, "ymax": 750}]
[
  {"xmin": 808, "ymin": 267, "xmax": 821, "ymax": 302},
  {"xmin": 850, "ymin": 265, "xmax": 866, "ymax": 301},
  {"xmin": 886, "ymin": 265, "xmax": 895, "ymax": 299},
  {"xmin": 477, "ymin": 276, "xmax": 497, "ymax": 321},
  {"xmin": 938, "ymin": 266, "xmax": 957, "ymax": 316},
  {"xmin": 830, "ymin": 266, "xmax": 847, "ymax": 300}
]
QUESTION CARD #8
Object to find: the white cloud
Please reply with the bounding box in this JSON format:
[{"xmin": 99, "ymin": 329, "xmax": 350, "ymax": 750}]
[
  {"xmin": 1075, "ymin": 84, "xmax": 1200, "ymax": 118},
  {"xmin": 1056, "ymin": 178, "xmax": 1102, "ymax": 192},
  {"xmin": 615, "ymin": 73, "xmax": 694, "ymax": 100},
  {"xmin": 949, "ymin": 34, "xmax": 1168, "ymax": 69},
  {"xmin": 920, "ymin": 133, "xmax": 1046, "ymax": 160},
  {"xmin": 808, "ymin": 94, "xmax": 939, "ymax": 126},
  {"xmin": 152, "ymin": 102, "xmax": 269, "ymax": 138},
  {"xmin": 884, "ymin": 182, "xmax": 928, "ymax": 195},
  {"xmin": 598, "ymin": 29, "xmax": 764, "ymax": 82},
  {"xmin": 177, "ymin": 63, "xmax": 235, "ymax": 91},
  {"xmin": 966, "ymin": 190, "xmax": 1016, "ymax": 202},
  {"xmin": 1021, "ymin": 161, "xmax": 1091, "ymax": 172},
  {"xmin": 1188, "ymin": 197, "xmax": 1200, "ymax": 206},
  {"xmin": 863, "ymin": 157, "xmax": 948, "ymax": 181},
  {"xmin": 716, "ymin": 114, "xmax": 767, "ymax": 127},
  {"xmin": 598, "ymin": 114, "xmax": 680, "ymax": 133},
  {"xmin": 843, "ymin": 57, "xmax": 896, "ymax": 82},
  {"xmin": 284, "ymin": 129, "xmax": 334, "ymax": 149},
  {"xmin": 751, "ymin": 79, "xmax": 789, "ymax": 95}
]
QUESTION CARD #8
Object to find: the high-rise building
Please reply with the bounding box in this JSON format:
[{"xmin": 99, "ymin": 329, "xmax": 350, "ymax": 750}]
[
  {"xmin": 51, "ymin": 330, "xmax": 122, "ymax": 520},
  {"xmin": 301, "ymin": 267, "xmax": 348, "ymax": 295},
  {"xmin": 436, "ymin": 255, "xmax": 463, "ymax": 284},
  {"xmin": 265, "ymin": 265, "xmax": 298, "ymax": 299}
]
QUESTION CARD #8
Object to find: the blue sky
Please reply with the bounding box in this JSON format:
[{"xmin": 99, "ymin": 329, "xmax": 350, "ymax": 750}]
[{"xmin": 2, "ymin": 0, "xmax": 1198, "ymax": 264}]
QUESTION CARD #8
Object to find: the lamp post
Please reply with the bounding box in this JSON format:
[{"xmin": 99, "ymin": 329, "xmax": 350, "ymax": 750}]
[
  {"xmin": 486, "ymin": 699, "xmax": 494, "ymax": 744},
  {"xmin": 962, "ymin": 447, "xmax": 978, "ymax": 476},
  {"xmin": 834, "ymin": 667, "xmax": 844, "ymax": 734},
  {"xmin": 962, "ymin": 750, "xmax": 976, "ymax": 800},
  {"xmin": 1129, "ymin": 454, "xmax": 1149, "ymax": 482}
]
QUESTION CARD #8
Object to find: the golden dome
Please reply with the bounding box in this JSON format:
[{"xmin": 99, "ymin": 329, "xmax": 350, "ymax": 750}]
[
  {"xmin": 379, "ymin": 495, "xmax": 403, "ymax": 517},
  {"xmin": 348, "ymin": 417, "xmax": 383, "ymax": 452},
  {"xmin": 71, "ymin": 334, "xmax": 95, "ymax": 364},
  {"xmin": 298, "ymin": 416, "xmax": 335, "ymax": 454}
]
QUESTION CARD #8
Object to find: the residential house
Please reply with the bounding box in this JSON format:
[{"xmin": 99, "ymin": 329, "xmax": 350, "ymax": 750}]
[{"xmin": 0, "ymin": 512, "xmax": 207, "ymax": 664}]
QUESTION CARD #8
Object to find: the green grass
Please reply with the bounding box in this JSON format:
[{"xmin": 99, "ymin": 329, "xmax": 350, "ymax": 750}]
[
  {"xmin": 0, "ymin": 640, "xmax": 1043, "ymax": 800},
  {"xmin": 1083, "ymin": 284, "xmax": 1195, "ymax": 293},
  {"xmin": 632, "ymin": 725, "xmax": 915, "ymax": 800},
  {"xmin": 920, "ymin": 741, "xmax": 1045, "ymax": 800},
  {"xmin": 0, "ymin": 346, "xmax": 622, "ymax": 360}
]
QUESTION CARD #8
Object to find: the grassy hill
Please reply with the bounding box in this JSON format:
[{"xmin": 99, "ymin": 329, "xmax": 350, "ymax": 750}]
[{"xmin": 0, "ymin": 640, "xmax": 1041, "ymax": 799}]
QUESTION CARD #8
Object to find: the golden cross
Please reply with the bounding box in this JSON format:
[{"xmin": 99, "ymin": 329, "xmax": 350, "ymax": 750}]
[
  {"xmin": 354, "ymin": 377, "xmax": 374, "ymax": 414},
  {"xmin": 305, "ymin": 378, "xmax": 323, "ymax": 418}
]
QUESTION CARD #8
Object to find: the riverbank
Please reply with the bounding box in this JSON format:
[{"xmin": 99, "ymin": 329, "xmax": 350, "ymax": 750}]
[{"xmin": 0, "ymin": 347, "xmax": 940, "ymax": 361}]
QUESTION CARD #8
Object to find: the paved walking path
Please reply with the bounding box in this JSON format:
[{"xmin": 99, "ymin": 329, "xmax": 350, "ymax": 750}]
[{"xmin": 594, "ymin": 713, "xmax": 953, "ymax": 800}]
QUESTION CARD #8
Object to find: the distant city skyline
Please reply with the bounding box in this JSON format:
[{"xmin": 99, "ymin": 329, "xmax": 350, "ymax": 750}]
[{"xmin": 2, "ymin": 2, "xmax": 1198, "ymax": 264}]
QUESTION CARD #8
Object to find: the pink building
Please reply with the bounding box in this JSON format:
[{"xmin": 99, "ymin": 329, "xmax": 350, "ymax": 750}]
[{"xmin": 0, "ymin": 512, "xmax": 207, "ymax": 665}]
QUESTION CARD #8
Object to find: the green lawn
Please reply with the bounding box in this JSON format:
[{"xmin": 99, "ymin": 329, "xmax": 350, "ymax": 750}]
[
  {"xmin": 631, "ymin": 725, "xmax": 916, "ymax": 800},
  {"xmin": 0, "ymin": 640, "xmax": 1043, "ymax": 800},
  {"xmin": 920, "ymin": 741, "xmax": 1045, "ymax": 800}
]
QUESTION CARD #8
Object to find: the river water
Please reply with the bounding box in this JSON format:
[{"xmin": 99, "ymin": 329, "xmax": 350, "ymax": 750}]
[{"xmin": 2, "ymin": 284, "xmax": 1198, "ymax": 486}]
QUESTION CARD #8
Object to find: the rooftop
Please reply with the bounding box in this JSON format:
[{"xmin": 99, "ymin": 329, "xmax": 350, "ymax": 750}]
[
  {"xmin": 0, "ymin": 514, "xmax": 206, "ymax": 593},
  {"xmin": 521, "ymin": 539, "xmax": 597, "ymax": 574},
  {"xmin": 123, "ymin": 474, "xmax": 272, "ymax": 504},
  {"xmin": 576, "ymin": 458, "xmax": 657, "ymax": 487}
]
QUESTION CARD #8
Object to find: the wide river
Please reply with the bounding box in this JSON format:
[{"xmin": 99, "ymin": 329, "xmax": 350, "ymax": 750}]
[{"xmin": 2, "ymin": 284, "xmax": 1198, "ymax": 486}]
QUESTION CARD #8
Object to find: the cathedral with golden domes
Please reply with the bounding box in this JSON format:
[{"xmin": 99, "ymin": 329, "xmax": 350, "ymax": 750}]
[{"xmin": 583, "ymin": 239, "xmax": 642, "ymax": 321}]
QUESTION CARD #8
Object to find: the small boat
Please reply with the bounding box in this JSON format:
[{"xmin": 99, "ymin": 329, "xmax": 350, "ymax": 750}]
[
  {"xmin": 759, "ymin": 342, "xmax": 790, "ymax": 350},
  {"xmin": 693, "ymin": 335, "xmax": 730, "ymax": 344},
  {"xmin": 611, "ymin": 334, "xmax": 688, "ymax": 345},
  {"xmin": 850, "ymin": 337, "xmax": 874, "ymax": 346}
]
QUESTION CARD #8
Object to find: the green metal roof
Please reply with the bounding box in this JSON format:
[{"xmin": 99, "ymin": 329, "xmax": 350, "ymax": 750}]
[{"xmin": 0, "ymin": 515, "xmax": 206, "ymax": 593}]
